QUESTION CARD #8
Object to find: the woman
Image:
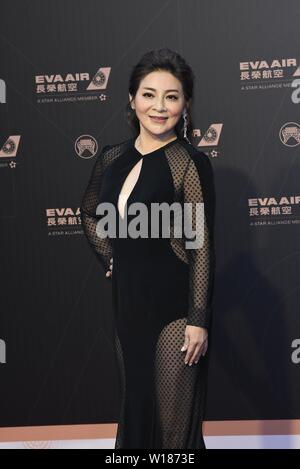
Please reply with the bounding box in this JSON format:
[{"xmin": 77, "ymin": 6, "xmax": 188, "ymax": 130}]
[{"xmin": 80, "ymin": 48, "xmax": 216, "ymax": 449}]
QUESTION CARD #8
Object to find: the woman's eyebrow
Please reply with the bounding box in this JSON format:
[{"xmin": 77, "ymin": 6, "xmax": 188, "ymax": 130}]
[{"xmin": 142, "ymin": 87, "xmax": 179, "ymax": 92}]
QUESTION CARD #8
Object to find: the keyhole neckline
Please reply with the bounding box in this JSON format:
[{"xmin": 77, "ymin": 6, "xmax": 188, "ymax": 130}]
[{"xmin": 132, "ymin": 136, "xmax": 179, "ymax": 157}]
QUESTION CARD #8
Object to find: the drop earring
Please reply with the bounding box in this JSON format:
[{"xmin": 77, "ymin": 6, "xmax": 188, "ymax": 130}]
[{"xmin": 182, "ymin": 109, "xmax": 191, "ymax": 144}]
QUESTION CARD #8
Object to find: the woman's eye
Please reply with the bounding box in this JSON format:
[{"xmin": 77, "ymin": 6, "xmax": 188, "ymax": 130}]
[{"xmin": 142, "ymin": 93, "xmax": 178, "ymax": 100}]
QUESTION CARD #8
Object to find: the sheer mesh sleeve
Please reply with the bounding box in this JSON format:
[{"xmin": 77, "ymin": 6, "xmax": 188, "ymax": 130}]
[
  {"xmin": 80, "ymin": 144, "xmax": 113, "ymax": 279},
  {"xmin": 183, "ymin": 152, "xmax": 216, "ymax": 329}
]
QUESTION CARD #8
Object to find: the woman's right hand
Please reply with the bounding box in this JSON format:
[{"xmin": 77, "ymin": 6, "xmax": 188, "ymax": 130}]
[{"xmin": 106, "ymin": 257, "xmax": 113, "ymax": 278}]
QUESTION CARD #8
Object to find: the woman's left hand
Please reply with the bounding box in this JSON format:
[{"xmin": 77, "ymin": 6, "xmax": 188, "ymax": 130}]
[
  {"xmin": 106, "ymin": 257, "xmax": 113, "ymax": 278},
  {"xmin": 180, "ymin": 326, "xmax": 208, "ymax": 366}
]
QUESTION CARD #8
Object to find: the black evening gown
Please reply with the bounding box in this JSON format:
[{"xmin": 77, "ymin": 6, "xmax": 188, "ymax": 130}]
[{"xmin": 80, "ymin": 136, "xmax": 215, "ymax": 449}]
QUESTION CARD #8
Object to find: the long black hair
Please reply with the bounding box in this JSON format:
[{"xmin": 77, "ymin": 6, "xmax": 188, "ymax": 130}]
[{"xmin": 125, "ymin": 48, "xmax": 195, "ymax": 142}]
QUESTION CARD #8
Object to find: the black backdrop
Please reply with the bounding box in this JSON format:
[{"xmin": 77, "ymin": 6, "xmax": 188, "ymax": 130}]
[{"xmin": 1, "ymin": 0, "xmax": 300, "ymax": 429}]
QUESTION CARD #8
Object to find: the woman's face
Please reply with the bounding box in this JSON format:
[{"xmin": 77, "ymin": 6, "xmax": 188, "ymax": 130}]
[{"xmin": 129, "ymin": 70, "xmax": 186, "ymax": 138}]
